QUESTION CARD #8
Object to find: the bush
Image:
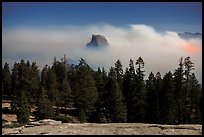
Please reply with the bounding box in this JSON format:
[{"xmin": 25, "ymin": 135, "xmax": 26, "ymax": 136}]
[
  {"xmin": 2, "ymin": 107, "xmax": 14, "ymax": 114},
  {"xmin": 2, "ymin": 123, "xmax": 24, "ymax": 128},
  {"xmin": 2, "ymin": 119, "xmax": 8, "ymax": 124},
  {"xmin": 53, "ymin": 116, "xmax": 72, "ymax": 123}
]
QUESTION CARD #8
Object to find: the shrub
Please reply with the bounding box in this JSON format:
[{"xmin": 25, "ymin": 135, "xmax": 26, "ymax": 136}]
[
  {"xmin": 53, "ymin": 116, "xmax": 72, "ymax": 123},
  {"xmin": 2, "ymin": 123, "xmax": 24, "ymax": 128}
]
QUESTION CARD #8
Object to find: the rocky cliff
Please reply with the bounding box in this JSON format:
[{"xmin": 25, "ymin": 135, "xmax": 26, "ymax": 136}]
[{"xmin": 86, "ymin": 35, "xmax": 109, "ymax": 49}]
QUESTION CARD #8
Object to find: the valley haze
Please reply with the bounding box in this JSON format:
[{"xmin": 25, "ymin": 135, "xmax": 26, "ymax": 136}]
[{"xmin": 2, "ymin": 24, "xmax": 202, "ymax": 83}]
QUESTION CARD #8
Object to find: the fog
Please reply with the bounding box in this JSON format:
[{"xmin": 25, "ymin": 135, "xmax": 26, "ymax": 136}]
[{"xmin": 2, "ymin": 24, "xmax": 202, "ymax": 83}]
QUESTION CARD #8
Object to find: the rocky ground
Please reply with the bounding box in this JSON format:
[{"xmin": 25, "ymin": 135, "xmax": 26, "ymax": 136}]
[
  {"xmin": 2, "ymin": 102, "xmax": 202, "ymax": 135},
  {"xmin": 2, "ymin": 120, "xmax": 202, "ymax": 135}
]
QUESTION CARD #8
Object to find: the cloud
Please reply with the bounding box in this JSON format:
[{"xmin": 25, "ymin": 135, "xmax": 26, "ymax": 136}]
[{"xmin": 2, "ymin": 24, "xmax": 202, "ymax": 83}]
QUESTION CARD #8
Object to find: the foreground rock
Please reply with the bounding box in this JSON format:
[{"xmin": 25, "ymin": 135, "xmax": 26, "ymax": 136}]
[
  {"xmin": 2, "ymin": 123, "xmax": 202, "ymax": 135},
  {"xmin": 39, "ymin": 119, "xmax": 62, "ymax": 126}
]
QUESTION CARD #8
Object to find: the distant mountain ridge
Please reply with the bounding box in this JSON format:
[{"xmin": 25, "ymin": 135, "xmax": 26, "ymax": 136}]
[{"xmin": 178, "ymin": 32, "xmax": 202, "ymax": 40}]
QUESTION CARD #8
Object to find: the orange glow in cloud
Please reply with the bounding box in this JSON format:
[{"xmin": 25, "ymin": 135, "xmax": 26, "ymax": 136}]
[{"xmin": 183, "ymin": 42, "xmax": 200, "ymax": 54}]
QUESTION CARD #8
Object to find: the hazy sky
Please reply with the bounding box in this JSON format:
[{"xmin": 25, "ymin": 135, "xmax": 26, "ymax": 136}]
[{"xmin": 2, "ymin": 2, "xmax": 202, "ymax": 83}]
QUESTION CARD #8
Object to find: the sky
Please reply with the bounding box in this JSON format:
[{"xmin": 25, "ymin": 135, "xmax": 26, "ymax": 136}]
[
  {"xmin": 2, "ymin": 2, "xmax": 202, "ymax": 32},
  {"xmin": 2, "ymin": 2, "xmax": 202, "ymax": 83}
]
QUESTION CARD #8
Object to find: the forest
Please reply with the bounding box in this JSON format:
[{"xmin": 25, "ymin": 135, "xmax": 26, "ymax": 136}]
[{"xmin": 2, "ymin": 56, "xmax": 202, "ymax": 125}]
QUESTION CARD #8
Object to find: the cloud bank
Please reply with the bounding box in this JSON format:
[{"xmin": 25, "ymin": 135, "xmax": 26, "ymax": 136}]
[{"xmin": 2, "ymin": 24, "xmax": 202, "ymax": 83}]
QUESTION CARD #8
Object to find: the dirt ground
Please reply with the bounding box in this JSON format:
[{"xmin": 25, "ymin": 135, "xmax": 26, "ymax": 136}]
[{"xmin": 2, "ymin": 123, "xmax": 202, "ymax": 135}]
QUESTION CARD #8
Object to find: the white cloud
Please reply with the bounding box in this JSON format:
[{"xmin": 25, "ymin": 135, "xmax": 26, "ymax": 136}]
[{"xmin": 2, "ymin": 24, "xmax": 202, "ymax": 83}]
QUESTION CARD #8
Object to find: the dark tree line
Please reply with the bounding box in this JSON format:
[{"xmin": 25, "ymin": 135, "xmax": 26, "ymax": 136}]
[{"xmin": 2, "ymin": 56, "xmax": 202, "ymax": 124}]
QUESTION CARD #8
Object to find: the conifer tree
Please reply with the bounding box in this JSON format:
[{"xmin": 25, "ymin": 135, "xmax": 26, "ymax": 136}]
[
  {"xmin": 183, "ymin": 56, "xmax": 194, "ymax": 123},
  {"xmin": 46, "ymin": 67, "xmax": 60, "ymax": 115},
  {"xmin": 92, "ymin": 67, "xmax": 107, "ymax": 122},
  {"xmin": 122, "ymin": 59, "xmax": 137, "ymax": 122},
  {"xmin": 41, "ymin": 65, "xmax": 49, "ymax": 88},
  {"xmin": 105, "ymin": 67, "xmax": 127, "ymax": 122},
  {"xmin": 17, "ymin": 91, "xmax": 30, "ymax": 124},
  {"xmin": 10, "ymin": 62, "xmax": 19, "ymax": 113},
  {"xmin": 154, "ymin": 72, "xmax": 163, "ymax": 123},
  {"xmin": 29, "ymin": 62, "xmax": 40, "ymax": 106},
  {"xmin": 145, "ymin": 72, "xmax": 158, "ymax": 123},
  {"xmin": 72, "ymin": 58, "xmax": 98, "ymax": 122},
  {"xmin": 10, "ymin": 60, "xmax": 32, "ymax": 113},
  {"xmin": 134, "ymin": 57, "xmax": 146, "ymax": 122},
  {"xmin": 52, "ymin": 56, "xmax": 73, "ymax": 115},
  {"xmin": 15, "ymin": 60, "xmax": 39, "ymax": 109},
  {"xmin": 36, "ymin": 87, "xmax": 54, "ymax": 120},
  {"xmin": 173, "ymin": 57, "xmax": 185, "ymax": 124},
  {"xmin": 78, "ymin": 108, "xmax": 87, "ymax": 122},
  {"xmin": 97, "ymin": 67, "xmax": 108, "ymax": 122},
  {"xmin": 114, "ymin": 59, "xmax": 123, "ymax": 90},
  {"xmin": 188, "ymin": 73, "xmax": 202, "ymax": 123},
  {"xmin": 160, "ymin": 71, "xmax": 176, "ymax": 124},
  {"xmin": 2, "ymin": 63, "xmax": 11, "ymax": 99}
]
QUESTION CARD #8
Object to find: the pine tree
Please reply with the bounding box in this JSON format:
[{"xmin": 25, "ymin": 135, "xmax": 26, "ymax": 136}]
[
  {"xmin": 52, "ymin": 56, "xmax": 73, "ymax": 116},
  {"xmin": 72, "ymin": 58, "xmax": 98, "ymax": 122},
  {"xmin": 78, "ymin": 108, "xmax": 87, "ymax": 122},
  {"xmin": 160, "ymin": 71, "xmax": 176, "ymax": 124},
  {"xmin": 46, "ymin": 67, "xmax": 60, "ymax": 115},
  {"xmin": 68, "ymin": 65, "xmax": 78, "ymax": 95},
  {"xmin": 183, "ymin": 56, "xmax": 195, "ymax": 123},
  {"xmin": 105, "ymin": 67, "xmax": 127, "ymax": 122},
  {"xmin": 28, "ymin": 62, "xmax": 40, "ymax": 106},
  {"xmin": 61, "ymin": 77, "xmax": 73, "ymax": 116},
  {"xmin": 36, "ymin": 87, "xmax": 54, "ymax": 120},
  {"xmin": 102, "ymin": 67, "xmax": 108, "ymax": 82},
  {"xmin": 17, "ymin": 60, "xmax": 30, "ymax": 98},
  {"xmin": 10, "ymin": 62, "xmax": 19, "ymax": 113},
  {"xmin": 10, "ymin": 60, "xmax": 32, "ymax": 113},
  {"xmin": 47, "ymin": 68, "xmax": 58, "ymax": 102},
  {"xmin": 10, "ymin": 60, "xmax": 40, "ymax": 116},
  {"xmin": 154, "ymin": 72, "xmax": 163, "ymax": 124},
  {"xmin": 188, "ymin": 73, "xmax": 202, "ymax": 124},
  {"xmin": 61, "ymin": 56, "xmax": 73, "ymax": 116},
  {"xmin": 134, "ymin": 57, "xmax": 146, "ymax": 122},
  {"xmin": 173, "ymin": 57, "xmax": 185, "ymax": 124},
  {"xmin": 16, "ymin": 60, "xmax": 36, "ymax": 109},
  {"xmin": 2, "ymin": 63, "xmax": 11, "ymax": 99},
  {"xmin": 145, "ymin": 72, "xmax": 158, "ymax": 123},
  {"xmin": 122, "ymin": 68, "xmax": 130, "ymax": 101},
  {"xmin": 92, "ymin": 67, "xmax": 107, "ymax": 122},
  {"xmin": 122, "ymin": 59, "xmax": 137, "ymax": 122},
  {"xmin": 17, "ymin": 91, "xmax": 30, "ymax": 124},
  {"xmin": 98, "ymin": 67, "xmax": 108, "ymax": 123},
  {"xmin": 136, "ymin": 57, "xmax": 145, "ymax": 81},
  {"xmin": 114, "ymin": 59, "xmax": 123, "ymax": 90},
  {"xmin": 41, "ymin": 65, "xmax": 48, "ymax": 88}
]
